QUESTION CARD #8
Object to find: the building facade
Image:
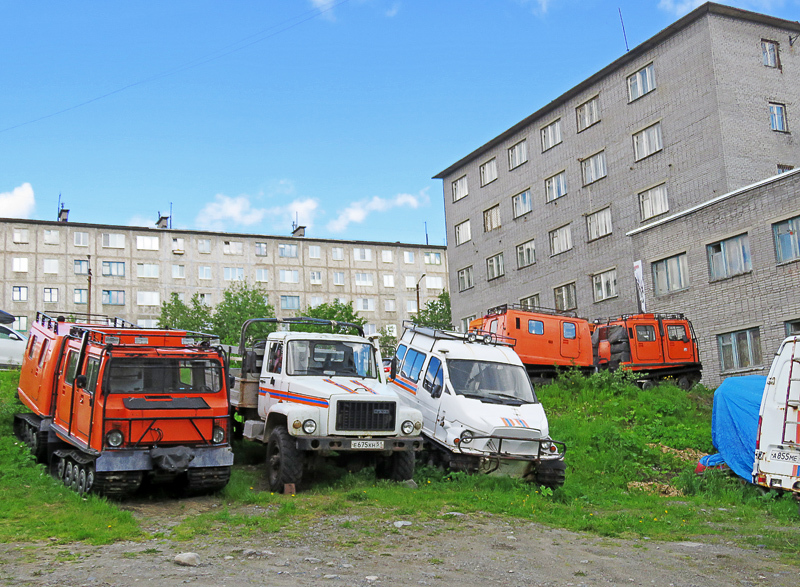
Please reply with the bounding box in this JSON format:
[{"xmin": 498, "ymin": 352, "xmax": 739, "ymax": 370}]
[
  {"xmin": 0, "ymin": 217, "xmax": 448, "ymax": 338},
  {"xmin": 435, "ymin": 3, "xmax": 799, "ymax": 338}
]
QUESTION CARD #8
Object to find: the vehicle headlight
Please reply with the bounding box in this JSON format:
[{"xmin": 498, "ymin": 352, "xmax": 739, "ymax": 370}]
[
  {"xmin": 302, "ymin": 419, "xmax": 317, "ymax": 435},
  {"xmin": 459, "ymin": 430, "xmax": 474, "ymax": 444},
  {"xmin": 540, "ymin": 440, "xmax": 552, "ymax": 452},
  {"xmin": 106, "ymin": 429, "xmax": 124, "ymax": 448},
  {"xmin": 401, "ymin": 420, "xmax": 414, "ymax": 435},
  {"xmin": 212, "ymin": 425, "xmax": 226, "ymax": 444}
]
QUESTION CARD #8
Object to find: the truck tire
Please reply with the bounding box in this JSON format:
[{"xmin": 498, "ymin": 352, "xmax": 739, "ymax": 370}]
[
  {"xmin": 676, "ymin": 375, "xmax": 692, "ymax": 391},
  {"xmin": 376, "ymin": 450, "xmax": 415, "ymax": 482},
  {"xmin": 267, "ymin": 427, "xmax": 304, "ymax": 493},
  {"xmin": 535, "ymin": 460, "xmax": 566, "ymax": 489}
]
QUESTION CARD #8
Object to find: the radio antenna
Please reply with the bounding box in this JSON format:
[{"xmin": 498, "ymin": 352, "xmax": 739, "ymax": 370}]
[{"xmin": 619, "ymin": 8, "xmax": 630, "ymax": 52}]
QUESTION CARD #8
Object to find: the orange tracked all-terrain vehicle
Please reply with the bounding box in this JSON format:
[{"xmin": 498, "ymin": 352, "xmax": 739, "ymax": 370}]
[
  {"xmin": 469, "ymin": 305, "xmax": 594, "ymax": 384},
  {"xmin": 14, "ymin": 313, "xmax": 234, "ymax": 497}
]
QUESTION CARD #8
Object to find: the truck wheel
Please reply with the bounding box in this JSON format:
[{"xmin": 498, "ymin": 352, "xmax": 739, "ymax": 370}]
[
  {"xmin": 676, "ymin": 376, "xmax": 692, "ymax": 391},
  {"xmin": 267, "ymin": 427, "xmax": 304, "ymax": 493},
  {"xmin": 535, "ymin": 460, "xmax": 566, "ymax": 489},
  {"xmin": 640, "ymin": 380, "xmax": 655, "ymax": 390},
  {"xmin": 377, "ymin": 451, "xmax": 415, "ymax": 482}
]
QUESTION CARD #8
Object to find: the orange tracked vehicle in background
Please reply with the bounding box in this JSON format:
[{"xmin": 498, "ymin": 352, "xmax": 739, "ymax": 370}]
[
  {"xmin": 14, "ymin": 313, "xmax": 233, "ymax": 497},
  {"xmin": 591, "ymin": 313, "xmax": 702, "ymax": 389},
  {"xmin": 469, "ymin": 305, "xmax": 594, "ymax": 384}
]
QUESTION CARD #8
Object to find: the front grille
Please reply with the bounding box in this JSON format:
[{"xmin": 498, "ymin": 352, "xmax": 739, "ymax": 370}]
[{"xmin": 335, "ymin": 401, "xmax": 396, "ymax": 431}]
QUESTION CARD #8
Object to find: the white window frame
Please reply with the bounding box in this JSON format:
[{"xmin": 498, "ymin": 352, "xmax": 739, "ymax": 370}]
[
  {"xmin": 452, "ymin": 175, "xmax": 469, "ymax": 202},
  {"xmin": 137, "ymin": 263, "xmax": 159, "ymax": 278},
  {"xmin": 355, "ymin": 272, "xmax": 374, "ymax": 286},
  {"xmin": 172, "ymin": 264, "xmax": 185, "ymax": 279},
  {"xmin": 356, "ymin": 298, "xmax": 375, "ymax": 312},
  {"xmin": 486, "ymin": 252, "xmax": 504, "ymax": 280},
  {"xmin": 136, "ymin": 291, "xmax": 160, "ymax": 306},
  {"xmin": 479, "ymin": 158, "xmax": 498, "ymax": 186},
  {"xmin": 762, "ymin": 40, "xmax": 779, "ymax": 68},
  {"xmin": 484, "ymin": 205, "xmax": 501, "ymax": 232},
  {"xmin": 576, "ymin": 96, "xmax": 600, "ymax": 132},
  {"xmin": 102, "ymin": 233, "xmax": 125, "ymax": 249},
  {"xmin": 333, "ymin": 271, "xmax": 345, "ymax": 286},
  {"xmin": 308, "ymin": 245, "xmax": 321, "ymax": 259},
  {"xmin": 511, "ymin": 190, "xmax": 532, "ymax": 218},
  {"xmin": 627, "ymin": 63, "xmax": 656, "ymax": 101},
  {"xmin": 12, "ymin": 228, "xmax": 29, "ymax": 243},
  {"xmin": 404, "ymin": 276, "xmax": 416, "ymax": 289},
  {"xmin": 198, "ymin": 266, "xmax": 212, "ymax": 280},
  {"xmin": 136, "ymin": 235, "xmax": 159, "ymax": 251},
  {"xmin": 516, "ymin": 239, "xmax": 535, "ymax": 268},
  {"xmin": 457, "ymin": 266, "xmax": 474, "ymax": 292},
  {"xmin": 255, "ymin": 242, "xmax": 268, "ymax": 257},
  {"xmin": 279, "ymin": 243, "xmax": 298, "ymax": 258},
  {"xmin": 43, "ymin": 230, "xmax": 59, "ymax": 245},
  {"xmin": 424, "ymin": 252, "xmax": 442, "ymax": 265},
  {"xmin": 279, "ymin": 269, "xmax": 300, "ymax": 283},
  {"xmin": 770, "ymin": 102, "xmax": 788, "ymax": 132},
  {"xmin": 310, "ymin": 296, "xmax": 323, "ymax": 308},
  {"xmin": 540, "ymin": 119, "xmax": 562, "ymax": 152},
  {"xmin": 73, "ymin": 231, "xmax": 88, "ymax": 247},
  {"xmin": 353, "ymin": 248, "xmax": 372, "ymax": 262},
  {"xmin": 407, "ymin": 300, "xmax": 418, "ymax": 313},
  {"xmin": 12, "ymin": 257, "xmax": 28, "ymax": 272},
  {"xmin": 425, "ymin": 275, "xmax": 444, "ymax": 289},
  {"xmin": 652, "ymin": 253, "xmax": 689, "ymax": 295},
  {"xmin": 383, "ymin": 274, "xmax": 395, "ymax": 288},
  {"xmin": 633, "ymin": 122, "xmax": 663, "ymax": 161},
  {"xmin": 549, "ymin": 225, "xmax": 573, "ymax": 255},
  {"xmin": 586, "ymin": 207, "xmax": 612, "ymax": 241},
  {"xmin": 223, "ymin": 241, "xmax": 243, "ymax": 255},
  {"xmin": 639, "ymin": 184, "xmax": 669, "ymax": 220},
  {"xmin": 520, "ymin": 294, "xmax": 540, "ymax": 311},
  {"xmin": 581, "ymin": 151, "xmax": 607, "ymax": 185},
  {"xmin": 309, "ymin": 270, "xmax": 322, "ymax": 285},
  {"xmin": 508, "ymin": 139, "xmax": 528, "ymax": 169},
  {"xmin": 256, "ymin": 269, "xmax": 269, "ymax": 282},
  {"xmin": 197, "ymin": 238, "xmax": 211, "ymax": 254},
  {"xmin": 707, "ymin": 234, "xmax": 751, "ymax": 280},
  {"xmin": 381, "ymin": 250, "xmax": 393, "ymax": 263},
  {"xmin": 384, "ymin": 299, "xmax": 396, "ymax": 312},
  {"xmin": 74, "ymin": 288, "xmax": 88, "ymax": 305},
  {"xmin": 43, "ymin": 259, "xmax": 59, "ymax": 274},
  {"xmin": 331, "ymin": 247, "xmax": 344, "ymax": 261},
  {"xmin": 454, "ymin": 220, "xmax": 471, "ymax": 246},
  {"xmin": 592, "ymin": 269, "xmax": 617, "ymax": 302},
  {"xmin": 224, "ymin": 267, "xmax": 245, "ymax": 281},
  {"xmin": 554, "ymin": 282, "xmax": 577, "ymax": 311},
  {"xmin": 718, "ymin": 328, "xmax": 762, "ymax": 372},
  {"xmin": 403, "ymin": 251, "xmax": 415, "ymax": 264},
  {"xmin": 172, "ymin": 238, "xmax": 185, "ymax": 253}
]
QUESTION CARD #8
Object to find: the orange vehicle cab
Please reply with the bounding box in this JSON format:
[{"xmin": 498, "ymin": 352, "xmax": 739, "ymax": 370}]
[
  {"xmin": 14, "ymin": 313, "xmax": 233, "ymax": 497},
  {"xmin": 591, "ymin": 313, "xmax": 702, "ymax": 389},
  {"xmin": 470, "ymin": 305, "xmax": 594, "ymax": 384}
]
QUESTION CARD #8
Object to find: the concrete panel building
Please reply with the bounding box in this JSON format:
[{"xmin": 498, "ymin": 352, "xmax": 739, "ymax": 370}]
[
  {"xmin": 0, "ymin": 217, "xmax": 448, "ymax": 338},
  {"xmin": 435, "ymin": 2, "xmax": 799, "ymax": 340}
]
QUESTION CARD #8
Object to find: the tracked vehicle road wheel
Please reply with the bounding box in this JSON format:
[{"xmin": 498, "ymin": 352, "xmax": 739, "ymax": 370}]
[
  {"xmin": 70, "ymin": 464, "xmax": 81, "ymax": 491},
  {"xmin": 267, "ymin": 427, "xmax": 304, "ymax": 493},
  {"xmin": 77, "ymin": 467, "xmax": 88, "ymax": 494},
  {"xmin": 63, "ymin": 460, "xmax": 74, "ymax": 487}
]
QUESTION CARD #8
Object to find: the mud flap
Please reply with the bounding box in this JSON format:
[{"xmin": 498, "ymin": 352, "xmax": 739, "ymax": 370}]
[{"xmin": 151, "ymin": 446, "xmax": 195, "ymax": 473}]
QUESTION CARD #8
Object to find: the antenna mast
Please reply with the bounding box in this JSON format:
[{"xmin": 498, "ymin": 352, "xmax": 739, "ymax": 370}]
[{"xmin": 619, "ymin": 8, "xmax": 630, "ymax": 52}]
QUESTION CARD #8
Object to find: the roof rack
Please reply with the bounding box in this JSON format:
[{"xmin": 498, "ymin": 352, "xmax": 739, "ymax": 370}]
[
  {"xmin": 36, "ymin": 311, "xmax": 136, "ymax": 329},
  {"xmin": 237, "ymin": 317, "xmax": 365, "ymax": 355},
  {"xmin": 68, "ymin": 325, "xmax": 218, "ymax": 348},
  {"xmin": 592, "ymin": 312, "xmax": 687, "ymax": 324},
  {"xmin": 402, "ymin": 320, "xmax": 516, "ymax": 348},
  {"xmin": 486, "ymin": 303, "xmax": 579, "ymax": 319}
]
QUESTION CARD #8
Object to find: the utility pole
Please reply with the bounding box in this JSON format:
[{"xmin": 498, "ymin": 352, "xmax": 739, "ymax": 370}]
[{"xmin": 416, "ymin": 273, "xmax": 426, "ymax": 315}]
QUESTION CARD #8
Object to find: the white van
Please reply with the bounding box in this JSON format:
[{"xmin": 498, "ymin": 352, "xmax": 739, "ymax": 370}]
[
  {"xmin": 752, "ymin": 335, "xmax": 800, "ymax": 504},
  {"xmin": 389, "ymin": 322, "xmax": 566, "ymax": 487},
  {"xmin": 0, "ymin": 323, "xmax": 27, "ymax": 369}
]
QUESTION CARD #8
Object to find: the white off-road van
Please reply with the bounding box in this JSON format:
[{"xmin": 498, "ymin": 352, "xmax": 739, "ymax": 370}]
[
  {"xmin": 389, "ymin": 322, "xmax": 566, "ymax": 488},
  {"xmin": 231, "ymin": 317, "xmax": 424, "ymax": 492},
  {"xmin": 753, "ymin": 335, "xmax": 800, "ymax": 506}
]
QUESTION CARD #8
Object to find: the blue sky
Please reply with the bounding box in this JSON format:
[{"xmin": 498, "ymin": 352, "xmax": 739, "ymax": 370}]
[{"xmin": 2, "ymin": 0, "xmax": 797, "ymax": 245}]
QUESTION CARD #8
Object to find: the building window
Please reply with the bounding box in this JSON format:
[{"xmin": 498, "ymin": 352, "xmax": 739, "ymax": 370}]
[
  {"xmin": 516, "ymin": 239, "xmax": 535, "ymax": 269},
  {"xmin": 540, "ymin": 119, "xmax": 562, "ymax": 152},
  {"xmin": 224, "ymin": 267, "xmax": 245, "ymax": 281},
  {"xmin": 400, "ymin": 251, "xmax": 413, "ymax": 265},
  {"xmin": 627, "ymin": 63, "xmax": 655, "ymax": 101},
  {"xmin": 544, "ymin": 171, "xmax": 567, "ymax": 203},
  {"xmin": 74, "ymin": 231, "xmax": 88, "ymax": 247},
  {"xmin": 332, "ymin": 247, "xmax": 344, "ymax": 261},
  {"xmin": 354, "ymin": 248, "xmax": 372, "ymax": 262},
  {"xmin": 520, "ymin": 294, "xmax": 540, "ymax": 310},
  {"xmin": 310, "ymin": 296, "xmax": 323, "ymax": 308},
  {"xmin": 198, "ymin": 238, "xmax": 211, "ymax": 253},
  {"xmin": 773, "ymin": 215, "xmax": 800, "ymax": 263},
  {"xmin": 486, "ymin": 253, "xmax": 504, "ymax": 280},
  {"xmin": 718, "ymin": 328, "xmax": 762, "ymax": 372},
  {"xmin": 102, "ymin": 233, "xmax": 125, "ymax": 249},
  {"xmin": 256, "ymin": 269, "xmax": 269, "ymax": 282},
  {"xmin": 382, "ymin": 250, "xmax": 393, "ymax": 263},
  {"xmin": 333, "ymin": 271, "xmax": 345, "ymax": 286},
  {"xmin": 633, "ymin": 122, "xmax": 663, "ymax": 161},
  {"xmin": 308, "ymin": 245, "xmax": 321, "ymax": 259},
  {"xmin": 576, "ymin": 96, "xmax": 600, "ymax": 132},
  {"xmin": 511, "ymin": 190, "xmax": 532, "ymax": 218},
  {"xmin": 355, "ymin": 272, "xmax": 374, "ymax": 286},
  {"xmin": 310, "ymin": 270, "xmax": 322, "ymax": 285},
  {"xmin": 460, "ymin": 315, "xmax": 476, "ymax": 333},
  {"xmin": 198, "ymin": 266, "xmax": 212, "ymax": 280},
  {"xmin": 383, "ymin": 274, "xmax": 395, "ymax": 288},
  {"xmin": 479, "ymin": 158, "xmax": 498, "ymax": 186},
  {"xmin": 74, "ymin": 259, "xmax": 89, "ymax": 275},
  {"xmin": 639, "ymin": 184, "xmax": 669, "ymax": 220},
  {"xmin": 454, "ymin": 220, "xmax": 471, "ymax": 246},
  {"xmin": 102, "ymin": 261, "xmax": 125, "ymax": 277},
  {"xmin": 172, "ymin": 264, "xmax": 185, "ymax": 279},
  {"xmin": 12, "ymin": 316, "xmax": 27, "ymax": 332},
  {"xmin": 12, "ymin": 258, "xmax": 28, "ymax": 272},
  {"xmin": 508, "ymin": 140, "xmax": 527, "ymax": 169},
  {"xmin": 12, "ymin": 228, "xmax": 29, "ymax": 243},
  {"xmin": 223, "ymin": 241, "xmax": 243, "ymax": 255},
  {"xmin": 43, "ymin": 230, "xmax": 59, "ymax": 245},
  {"xmin": 426, "ymin": 275, "xmax": 444, "ymax": 289},
  {"xmin": 778, "ymin": 164, "xmax": 795, "ymax": 174},
  {"xmin": 770, "ymin": 103, "xmax": 788, "ymax": 132},
  {"xmin": 172, "ymin": 238, "xmax": 185, "ymax": 253},
  {"xmin": 385, "ymin": 299, "xmax": 396, "ymax": 312},
  {"xmin": 279, "ymin": 243, "xmax": 298, "ymax": 258},
  {"xmin": 407, "ymin": 300, "xmax": 418, "ymax": 313},
  {"xmin": 102, "ymin": 290, "xmax": 125, "ymax": 305},
  {"xmin": 554, "ymin": 283, "xmax": 577, "ymax": 311},
  {"xmin": 785, "ymin": 319, "xmax": 800, "ymax": 336},
  {"xmin": 137, "ymin": 263, "xmax": 159, "ymax": 278},
  {"xmin": 279, "ymin": 269, "xmax": 299, "ymax": 283},
  {"xmin": 43, "ymin": 288, "xmax": 59, "ymax": 303},
  {"xmin": 136, "ymin": 235, "xmax": 159, "ymax": 251},
  {"xmin": 484, "ymin": 205, "xmax": 501, "ymax": 232},
  {"xmin": 652, "ymin": 253, "xmax": 689, "ymax": 295},
  {"xmin": 592, "ymin": 269, "xmax": 617, "ymax": 302},
  {"xmin": 549, "ymin": 225, "xmax": 573, "ymax": 255},
  {"xmin": 385, "ymin": 324, "xmax": 397, "ymax": 337},
  {"xmin": 43, "ymin": 259, "xmax": 59, "ymax": 274},
  {"xmin": 581, "ymin": 151, "xmax": 607, "ymax": 185},
  {"xmin": 12, "ymin": 286, "xmax": 28, "ymax": 302},
  {"xmin": 356, "ymin": 298, "xmax": 375, "ymax": 312},
  {"xmin": 74, "ymin": 288, "xmax": 88, "ymax": 305},
  {"xmin": 255, "ymin": 242, "xmax": 268, "ymax": 257},
  {"xmin": 458, "ymin": 266, "xmax": 474, "ymax": 292},
  {"xmin": 762, "ymin": 40, "xmax": 779, "ymax": 68},
  {"xmin": 707, "ymin": 234, "xmax": 751, "ymax": 280},
  {"xmin": 137, "ymin": 291, "xmax": 160, "ymax": 306},
  {"xmin": 405, "ymin": 275, "xmax": 417, "ymax": 289},
  {"xmin": 424, "ymin": 252, "xmax": 442, "ymax": 265},
  {"xmin": 452, "ymin": 175, "xmax": 469, "ymax": 202},
  {"xmin": 198, "ymin": 293, "xmax": 212, "ymax": 306},
  {"xmin": 280, "ymin": 295, "xmax": 300, "ymax": 310},
  {"xmin": 137, "ymin": 319, "xmax": 158, "ymax": 328},
  {"xmin": 586, "ymin": 207, "xmax": 612, "ymax": 241}
]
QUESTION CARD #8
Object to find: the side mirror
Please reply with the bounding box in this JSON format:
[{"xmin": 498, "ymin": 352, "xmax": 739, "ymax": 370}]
[
  {"xmin": 431, "ymin": 383, "xmax": 443, "ymax": 399},
  {"xmin": 75, "ymin": 375, "xmax": 87, "ymax": 389},
  {"xmin": 390, "ymin": 357, "xmax": 398, "ymax": 380},
  {"xmin": 681, "ymin": 335, "xmax": 690, "ymax": 344},
  {"xmin": 228, "ymin": 375, "xmax": 236, "ymax": 391},
  {"xmin": 598, "ymin": 340, "xmax": 611, "ymax": 364}
]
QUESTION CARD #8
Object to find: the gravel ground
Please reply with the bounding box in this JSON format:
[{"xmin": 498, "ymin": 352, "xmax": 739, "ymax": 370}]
[{"xmin": 1, "ymin": 495, "xmax": 798, "ymax": 587}]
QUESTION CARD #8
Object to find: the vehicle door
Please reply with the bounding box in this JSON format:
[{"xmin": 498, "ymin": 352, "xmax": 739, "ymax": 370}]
[
  {"xmin": 663, "ymin": 321, "xmax": 695, "ymax": 364},
  {"xmin": 397, "ymin": 348, "xmax": 430, "ymax": 430},
  {"xmin": 630, "ymin": 322, "xmax": 662, "ymax": 363},
  {"xmin": 260, "ymin": 341, "xmax": 285, "ymax": 413},
  {"xmin": 72, "ymin": 356, "xmax": 101, "ymax": 442},
  {"xmin": 560, "ymin": 321, "xmax": 580, "ymax": 360},
  {"xmin": 419, "ymin": 355, "xmax": 448, "ymax": 442},
  {"xmin": 54, "ymin": 349, "xmax": 80, "ymax": 434}
]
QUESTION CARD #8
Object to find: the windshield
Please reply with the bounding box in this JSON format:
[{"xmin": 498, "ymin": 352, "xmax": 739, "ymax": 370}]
[
  {"xmin": 106, "ymin": 358, "xmax": 223, "ymax": 394},
  {"xmin": 286, "ymin": 340, "xmax": 378, "ymax": 378},
  {"xmin": 446, "ymin": 359, "xmax": 537, "ymax": 405}
]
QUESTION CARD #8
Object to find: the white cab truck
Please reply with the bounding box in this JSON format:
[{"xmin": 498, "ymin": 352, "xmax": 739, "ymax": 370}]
[
  {"xmin": 753, "ymin": 335, "xmax": 800, "ymax": 507},
  {"xmin": 231, "ymin": 317, "xmax": 424, "ymax": 492},
  {"xmin": 389, "ymin": 322, "xmax": 566, "ymax": 488}
]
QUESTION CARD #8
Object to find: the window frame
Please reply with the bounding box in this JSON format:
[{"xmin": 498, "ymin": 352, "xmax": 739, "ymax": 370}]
[
  {"xmin": 508, "ymin": 139, "xmax": 528, "ymax": 170},
  {"xmin": 479, "ymin": 158, "xmax": 498, "ymax": 187},
  {"xmin": 632, "ymin": 122, "xmax": 663, "ymax": 161},
  {"xmin": 769, "ymin": 102, "xmax": 788, "ymax": 132},
  {"xmin": 586, "ymin": 207, "xmax": 612, "ymax": 241},
  {"xmin": 457, "ymin": 266, "xmax": 474, "ymax": 292},
  {"xmin": 639, "ymin": 183, "xmax": 669, "ymax": 220},
  {"xmin": 554, "ymin": 282, "xmax": 577, "ymax": 311},
  {"xmin": 627, "ymin": 63, "xmax": 656, "ymax": 102},
  {"xmin": 454, "ymin": 220, "xmax": 472, "ymax": 246},
  {"xmin": 545, "ymin": 170, "xmax": 568, "ymax": 203},
  {"xmin": 452, "ymin": 175, "xmax": 469, "ymax": 202},
  {"xmin": 706, "ymin": 233, "xmax": 752, "ymax": 280},
  {"xmin": 549, "ymin": 224, "xmax": 573, "ymax": 256},
  {"xmin": 511, "ymin": 189, "xmax": 532, "ymax": 218},
  {"xmin": 592, "ymin": 268, "xmax": 617, "ymax": 302},
  {"xmin": 581, "ymin": 151, "xmax": 607, "ymax": 185},
  {"xmin": 540, "ymin": 119, "xmax": 562, "ymax": 152},
  {"xmin": 761, "ymin": 39, "xmax": 780, "ymax": 68},
  {"xmin": 516, "ymin": 239, "xmax": 535, "ymax": 269},
  {"xmin": 652, "ymin": 253, "xmax": 689, "ymax": 295},
  {"xmin": 717, "ymin": 327, "xmax": 763, "ymax": 372},
  {"xmin": 486, "ymin": 252, "xmax": 505, "ymax": 281},
  {"xmin": 773, "ymin": 215, "xmax": 800, "ymax": 263},
  {"xmin": 576, "ymin": 95, "xmax": 600, "ymax": 132},
  {"xmin": 483, "ymin": 204, "xmax": 501, "ymax": 232}
]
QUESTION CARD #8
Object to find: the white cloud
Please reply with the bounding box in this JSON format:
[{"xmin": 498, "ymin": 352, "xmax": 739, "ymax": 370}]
[
  {"xmin": 126, "ymin": 215, "xmax": 155, "ymax": 227},
  {"xmin": 326, "ymin": 190, "xmax": 428, "ymax": 233},
  {"xmin": 516, "ymin": 0, "xmax": 555, "ymax": 14},
  {"xmin": 195, "ymin": 193, "xmax": 269, "ymax": 231},
  {"xmin": 268, "ymin": 197, "xmax": 320, "ymax": 232},
  {"xmin": 658, "ymin": 0, "xmax": 789, "ymax": 16},
  {"xmin": 657, "ymin": 0, "xmax": 705, "ymax": 15},
  {"xmin": 0, "ymin": 183, "xmax": 35, "ymax": 218},
  {"xmin": 310, "ymin": 0, "xmax": 337, "ymax": 20}
]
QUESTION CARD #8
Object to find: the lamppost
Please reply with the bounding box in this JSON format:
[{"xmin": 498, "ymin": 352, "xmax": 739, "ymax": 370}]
[
  {"xmin": 86, "ymin": 254, "xmax": 93, "ymax": 318},
  {"xmin": 415, "ymin": 273, "xmax": 426, "ymax": 315}
]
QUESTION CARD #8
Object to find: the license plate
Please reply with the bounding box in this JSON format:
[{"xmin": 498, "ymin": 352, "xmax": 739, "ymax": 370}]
[
  {"xmin": 769, "ymin": 450, "xmax": 800, "ymax": 463},
  {"xmin": 351, "ymin": 440, "xmax": 384, "ymax": 449}
]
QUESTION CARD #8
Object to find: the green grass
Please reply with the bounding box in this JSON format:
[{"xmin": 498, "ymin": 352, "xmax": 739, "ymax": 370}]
[{"xmin": 2, "ymin": 368, "xmax": 800, "ymax": 553}]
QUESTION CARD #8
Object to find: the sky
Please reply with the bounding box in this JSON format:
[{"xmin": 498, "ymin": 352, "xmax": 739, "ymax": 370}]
[{"xmin": 2, "ymin": 0, "xmax": 798, "ymax": 246}]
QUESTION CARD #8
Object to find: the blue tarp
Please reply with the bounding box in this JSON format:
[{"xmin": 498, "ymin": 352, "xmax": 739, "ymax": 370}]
[{"xmin": 710, "ymin": 375, "xmax": 767, "ymax": 482}]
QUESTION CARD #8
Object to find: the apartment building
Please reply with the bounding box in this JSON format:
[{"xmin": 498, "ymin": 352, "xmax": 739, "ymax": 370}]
[
  {"xmin": 435, "ymin": 3, "xmax": 799, "ymax": 384},
  {"xmin": 0, "ymin": 217, "xmax": 448, "ymax": 339}
]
